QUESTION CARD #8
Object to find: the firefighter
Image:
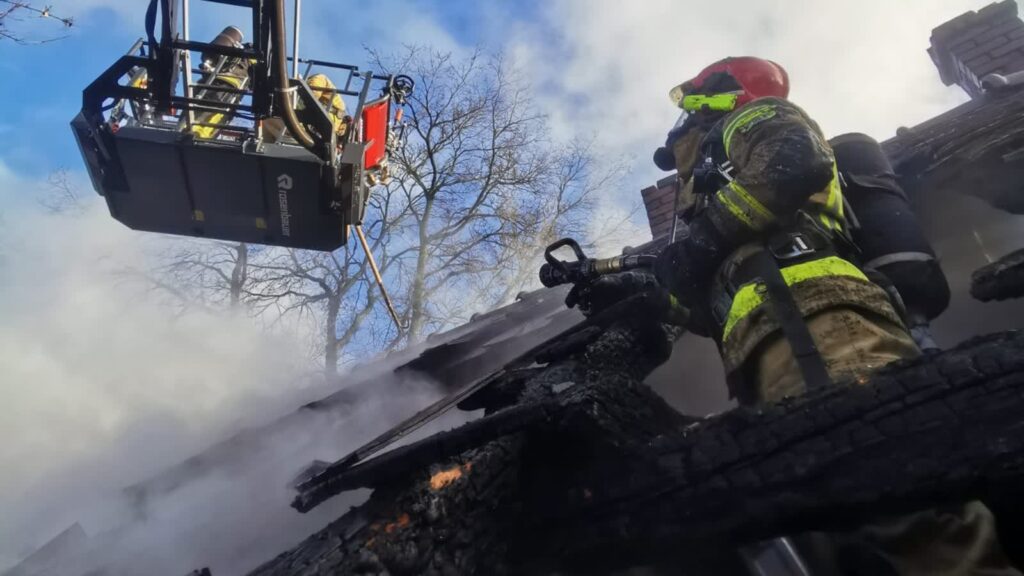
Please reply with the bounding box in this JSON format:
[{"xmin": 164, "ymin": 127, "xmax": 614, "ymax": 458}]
[
  {"xmin": 306, "ymin": 73, "xmax": 350, "ymax": 139},
  {"xmin": 264, "ymin": 73, "xmax": 350, "ymax": 144},
  {"xmin": 191, "ymin": 26, "xmax": 251, "ymax": 139},
  {"xmin": 645, "ymin": 56, "xmax": 1017, "ymax": 575}
]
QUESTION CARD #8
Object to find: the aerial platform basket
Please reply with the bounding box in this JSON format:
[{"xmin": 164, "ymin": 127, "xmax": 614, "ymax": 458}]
[{"xmin": 71, "ymin": 0, "xmax": 412, "ymax": 252}]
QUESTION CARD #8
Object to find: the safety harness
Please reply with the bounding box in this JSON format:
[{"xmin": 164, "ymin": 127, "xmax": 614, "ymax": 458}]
[{"xmin": 719, "ymin": 223, "xmax": 870, "ymax": 391}]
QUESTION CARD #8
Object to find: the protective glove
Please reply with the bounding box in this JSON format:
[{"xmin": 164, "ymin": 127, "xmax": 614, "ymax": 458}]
[
  {"xmin": 653, "ymin": 216, "xmax": 732, "ymax": 336},
  {"xmin": 565, "ymin": 270, "xmax": 691, "ymax": 327},
  {"xmin": 565, "ymin": 270, "xmax": 659, "ymax": 316}
]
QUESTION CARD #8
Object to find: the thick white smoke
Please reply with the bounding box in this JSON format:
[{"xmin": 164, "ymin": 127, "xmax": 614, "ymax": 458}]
[{"xmin": 0, "ymin": 165, "xmax": 453, "ymax": 575}]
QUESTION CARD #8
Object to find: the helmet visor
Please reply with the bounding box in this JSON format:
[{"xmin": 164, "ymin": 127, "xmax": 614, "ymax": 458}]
[{"xmin": 669, "ymin": 82, "xmax": 740, "ymax": 112}]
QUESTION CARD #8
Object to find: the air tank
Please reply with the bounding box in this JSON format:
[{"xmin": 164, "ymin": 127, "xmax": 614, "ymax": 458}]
[{"xmin": 830, "ymin": 132, "xmax": 951, "ymax": 350}]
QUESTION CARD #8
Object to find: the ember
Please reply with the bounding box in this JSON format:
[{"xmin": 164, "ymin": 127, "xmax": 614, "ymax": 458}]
[
  {"xmin": 429, "ymin": 464, "xmax": 470, "ymax": 490},
  {"xmin": 384, "ymin": 513, "xmax": 411, "ymax": 534}
]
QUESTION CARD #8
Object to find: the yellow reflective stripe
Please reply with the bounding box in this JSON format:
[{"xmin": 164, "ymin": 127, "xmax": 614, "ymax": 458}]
[
  {"xmin": 722, "ymin": 282, "xmax": 764, "ymax": 343},
  {"xmin": 192, "ymin": 112, "xmax": 226, "ymax": 138},
  {"xmin": 824, "ymin": 164, "xmax": 842, "ymax": 218},
  {"xmin": 828, "ymin": 164, "xmax": 843, "ymax": 218},
  {"xmin": 668, "ymin": 293, "xmax": 687, "ymax": 315},
  {"xmin": 721, "ymin": 255, "xmax": 867, "ymax": 341},
  {"xmin": 715, "ymin": 189, "xmax": 754, "ymax": 228},
  {"xmin": 724, "ymin": 104, "xmax": 777, "ymax": 156},
  {"xmin": 216, "ymin": 74, "xmax": 244, "ymax": 89},
  {"xmin": 816, "ymin": 163, "xmax": 845, "ymax": 232},
  {"xmin": 669, "ymin": 293, "xmax": 681, "ymax": 309},
  {"xmin": 723, "ymin": 180, "xmax": 773, "ymax": 228},
  {"xmin": 664, "ymin": 293, "xmax": 690, "ymax": 325},
  {"xmin": 682, "ymin": 93, "xmax": 738, "ymax": 112},
  {"xmin": 130, "ymin": 72, "xmax": 147, "ymax": 88},
  {"xmin": 783, "ymin": 254, "xmax": 865, "ymax": 284}
]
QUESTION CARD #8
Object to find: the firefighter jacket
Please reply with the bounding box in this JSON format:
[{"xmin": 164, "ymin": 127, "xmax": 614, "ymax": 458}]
[
  {"xmin": 307, "ymin": 73, "xmax": 349, "ymax": 137},
  {"xmin": 682, "ymin": 97, "xmax": 906, "ymax": 377}
]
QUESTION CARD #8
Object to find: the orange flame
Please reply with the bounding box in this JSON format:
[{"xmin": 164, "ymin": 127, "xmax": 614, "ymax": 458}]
[
  {"xmin": 429, "ymin": 463, "xmax": 471, "ymax": 490},
  {"xmin": 383, "ymin": 513, "xmax": 411, "ymax": 534}
]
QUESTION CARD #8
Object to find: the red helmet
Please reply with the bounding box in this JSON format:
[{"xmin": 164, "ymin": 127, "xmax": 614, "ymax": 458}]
[{"xmin": 669, "ymin": 57, "xmax": 789, "ymax": 112}]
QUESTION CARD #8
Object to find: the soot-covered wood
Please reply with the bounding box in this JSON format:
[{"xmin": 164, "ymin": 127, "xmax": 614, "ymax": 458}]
[{"xmin": 250, "ymin": 325, "xmax": 1024, "ymax": 575}]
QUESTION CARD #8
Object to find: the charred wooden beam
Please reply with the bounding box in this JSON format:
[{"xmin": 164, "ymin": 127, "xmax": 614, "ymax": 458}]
[
  {"xmin": 973, "ymin": 247, "xmax": 1024, "ymax": 301},
  {"xmin": 250, "ymin": 329, "xmax": 1024, "ymax": 575},
  {"xmin": 290, "ymin": 295, "xmax": 674, "ymax": 513},
  {"xmin": 883, "ymin": 88, "xmax": 1024, "ymax": 214},
  {"xmin": 549, "ymin": 332, "xmax": 1024, "ymax": 563}
]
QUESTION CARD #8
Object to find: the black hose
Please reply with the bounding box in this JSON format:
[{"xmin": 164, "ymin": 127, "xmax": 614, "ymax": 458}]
[{"xmin": 271, "ymin": 0, "xmax": 316, "ymax": 151}]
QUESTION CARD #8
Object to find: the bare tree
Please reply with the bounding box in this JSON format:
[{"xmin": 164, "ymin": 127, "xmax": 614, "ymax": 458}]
[
  {"xmin": 0, "ymin": 1, "xmax": 72, "ymax": 44},
  {"xmin": 39, "ymin": 169, "xmax": 84, "ymax": 214},
  {"xmin": 223, "ymin": 48, "xmax": 616, "ymax": 375},
  {"xmin": 155, "ymin": 242, "xmax": 255, "ymax": 310},
  {"xmin": 369, "ymin": 47, "xmax": 617, "ymax": 342},
  {"xmin": 243, "ymin": 244, "xmax": 377, "ymax": 378},
  {"xmin": 480, "ymin": 140, "xmax": 627, "ymax": 307}
]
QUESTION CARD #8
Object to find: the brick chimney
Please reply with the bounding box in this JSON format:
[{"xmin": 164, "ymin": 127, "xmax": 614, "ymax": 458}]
[
  {"xmin": 929, "ymin": 0, "xmax": 1024, "ymax": 97},
  {"xmin": 640, "ymin": 175, "xmax": 679, "ymax": 241}
]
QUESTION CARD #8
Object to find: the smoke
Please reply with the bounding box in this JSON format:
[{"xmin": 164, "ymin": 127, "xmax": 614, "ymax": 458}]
[
  {"xmin": 51, "ymin": 383, "xmax": 453, "ymax": 576},
  {"xmin": 0, "ymin": 165, "xmax": 454, "ymax": 575}
]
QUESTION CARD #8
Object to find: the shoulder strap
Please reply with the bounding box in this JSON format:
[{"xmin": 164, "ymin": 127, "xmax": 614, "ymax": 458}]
[{"xmin": 691, "ymin": 120, "xmax": 731, "ymax": 198}]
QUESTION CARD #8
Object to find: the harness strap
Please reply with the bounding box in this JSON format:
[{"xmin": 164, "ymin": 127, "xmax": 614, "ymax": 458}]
[{"xmin": 749, "ymin": 249, "xmax": 832, "ymax": 391}]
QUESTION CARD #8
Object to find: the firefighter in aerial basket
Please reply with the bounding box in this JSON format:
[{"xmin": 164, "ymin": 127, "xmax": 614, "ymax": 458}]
[
  {"xmin": 588, "ymin": 56, "xmax": 1017, "ymax": 574},
  {"xmin": 189, "ymin": 25, "xmax": 252, "ymax": 139},
  {"xmin": 263, "ymin": 73, "xmax": 350, "ymax": 145}
]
